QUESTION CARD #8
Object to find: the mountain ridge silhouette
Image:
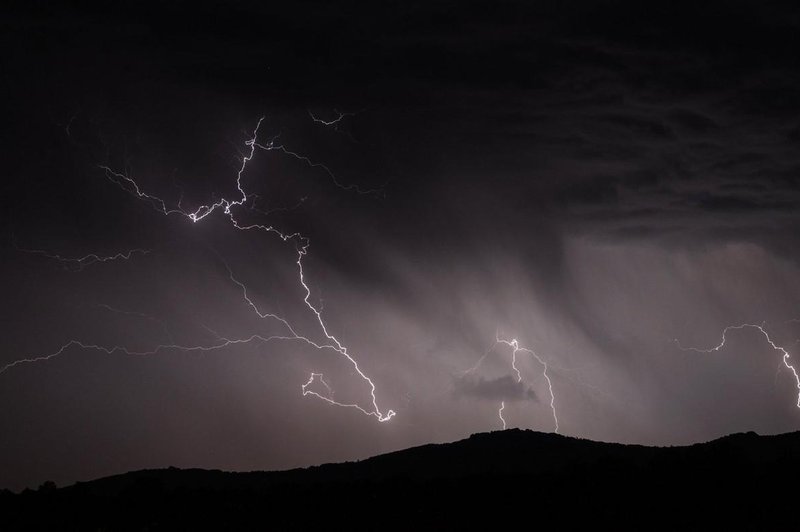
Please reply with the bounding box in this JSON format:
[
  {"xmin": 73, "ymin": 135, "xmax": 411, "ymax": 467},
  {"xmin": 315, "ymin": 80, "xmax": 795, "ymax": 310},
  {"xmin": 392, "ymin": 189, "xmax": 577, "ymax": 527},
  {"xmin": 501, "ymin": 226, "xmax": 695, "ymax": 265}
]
[{"xmin": 3, "ymin": 429, "xmax": 799, "ymax": 530}]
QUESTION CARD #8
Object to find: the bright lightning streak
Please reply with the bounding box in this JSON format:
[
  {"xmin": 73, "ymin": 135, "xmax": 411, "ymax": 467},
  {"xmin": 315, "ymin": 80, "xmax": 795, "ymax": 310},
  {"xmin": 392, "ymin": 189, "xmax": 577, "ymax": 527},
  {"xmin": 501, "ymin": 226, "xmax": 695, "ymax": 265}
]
[
  {"xmin": 462, "ymin": 333, "xmax": 560, "ymax": 433},
  {"xmin": 5, "ymin": 116, "xmax": 395, "ymax": 423},
  {"xmin": 308, "ymin": 108, "xmax": 364, "ymax": 144},
  {"xmin": 221, "ymin": 255, "xmax": 395, "ymax": 422},
  {"xmin": 308, "ymin": 109, "xmax": 355, "ymax": 129},
  {"xmin": 301, "ymin": 372, "xmax": 393, "ymax": 421},
  {"xmin": 675, "ymin": 323, "xmax": 800, "ymax": 408},
  {"xmin": 496, "ymin": 335, "xmax": 560, "ymax": 433},
  {"xmin": 0, "ymin": 333, "xmax": 338, "ymax": 376}
]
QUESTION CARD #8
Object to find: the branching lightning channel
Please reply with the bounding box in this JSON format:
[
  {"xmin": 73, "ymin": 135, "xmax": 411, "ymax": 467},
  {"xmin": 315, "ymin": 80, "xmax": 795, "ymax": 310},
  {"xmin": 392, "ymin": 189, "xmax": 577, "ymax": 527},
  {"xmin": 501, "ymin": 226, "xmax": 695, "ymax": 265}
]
[
  {"xmin": 252, "ymin": 135, "xmax": 383, "ymax": 196},
  {"xmin": 675, "ymin": 323, "xmax": 800, "ymax": 408},
  {"xmin": 308, "ymin": 108, "xmax": 364, "ymax": 141},
  {"xmin": 13, "ymin": 236, "xmax": 149, "ymax": 271},
  {"xmin": 0, "ymin": 334, "xmax": 337, "ymax": 376},
  {"xmin": 302, "ymin": 372, "xmax": 392, "ymax": 418},
  {"xmin": 308, "ymin": 109, "xmax": 355, "ymax": 129},
  {"xmin": 496, "ymin": 336, "xmax": 559, "ymax": 433},
  {"xmin": 462, "ymin": 333, "xmax": 560, "ymax": 433},
  {"xmin": 4, "ymin": 116, "xmax": 395, "ymax": 423}
]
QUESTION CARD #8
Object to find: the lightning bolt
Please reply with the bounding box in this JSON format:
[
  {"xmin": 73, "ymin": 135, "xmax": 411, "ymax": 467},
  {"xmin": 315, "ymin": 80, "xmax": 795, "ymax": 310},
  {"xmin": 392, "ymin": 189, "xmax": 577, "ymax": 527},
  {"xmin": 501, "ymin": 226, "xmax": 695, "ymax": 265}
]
[
  {"xmin": 462, "ymin": 333, "xmax": 560, "ymax": 433},
  {"xmin": 308, "ymin": 108, "xmax": 365, "ymax": 145},
  {"xmin": 3, "ymin": 116, "xmax": 395, "ymax": 423},
  {"xmin": 675, "ymin": 323, "xmax": 800, "ymax": 408},
  {"xmin": 13, "ymin": 236, "xmax": 149, "ymax": 271},
  {"xmin": 252, "ymin": 135, "xmax": 383, "ymax": 196},
  {"xmin": 301, "ymin": 372, "xmax": 393, "ymax": 420},
  {"xmin": 308, "ymin": 109, "xmax": 355, "ymax": 129},
  {"xmin": 0, "ymin": 332, "xmax": 353, "ymax": 376},
  {"xmin": 496, "ymin": 335, "xmax": 559, "ymax": 433}
]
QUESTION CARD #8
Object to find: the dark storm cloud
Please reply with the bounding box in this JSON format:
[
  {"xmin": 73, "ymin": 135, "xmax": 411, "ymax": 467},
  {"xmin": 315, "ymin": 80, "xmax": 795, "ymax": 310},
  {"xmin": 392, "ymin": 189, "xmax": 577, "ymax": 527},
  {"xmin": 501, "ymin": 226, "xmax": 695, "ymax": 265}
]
[
  {"xmin": 4, "ymin": 0, "xmax": 800, "ymax": 492},
  {"xmin": 453, "ymin": 375, "xmax": 538, "ymax": 403},
  {"xmin": 6, "ymin": 2, "xmax": 800, "ymax": 237}
]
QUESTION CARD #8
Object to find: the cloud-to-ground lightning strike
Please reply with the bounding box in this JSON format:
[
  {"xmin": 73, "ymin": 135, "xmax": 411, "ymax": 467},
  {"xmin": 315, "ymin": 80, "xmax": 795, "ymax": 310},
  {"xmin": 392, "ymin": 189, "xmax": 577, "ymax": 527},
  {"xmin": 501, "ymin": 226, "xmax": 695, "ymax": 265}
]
[
  {"xmin": 301, "ymin": 372, "xmax": 392, "ymax": 418},
  {"xmin": 462, "ymin": 333, "xmax": 560, "ymax": 433},
  {"xmin": 3, "ymin": 116, "xmax": 395, "ymax": 423},
  {"xmin": 496, "ymin": 335, "xmax": 560, "ymax": 433},
  {"xmin": 675, "ymin": 323, "xmax": 800, "ymax": 408}
]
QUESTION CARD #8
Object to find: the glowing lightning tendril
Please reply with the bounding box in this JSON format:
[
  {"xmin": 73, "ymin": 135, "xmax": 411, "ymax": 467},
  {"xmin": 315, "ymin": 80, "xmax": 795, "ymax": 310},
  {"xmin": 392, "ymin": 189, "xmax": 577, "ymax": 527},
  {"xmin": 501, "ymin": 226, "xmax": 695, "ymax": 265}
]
[
  {"xmin": 12, "ymin": 235, "xmax": 149, "ymax": 271},
  {"xmin": 3, "ymin": 116, "xmax": 395, "ymax": 423},
  {"xmin": 308, "ymin": 109, "xmax": 355, "ymax": 129},
  {"xmin": 675, "ymin": 323, "xmax": 800, "ymax": 408},
  {"xmin": 462, "ymin": 333, "xmax": 560, "ymax": 433},
  {"xmin": 496, "ymin": 335, "xmax": 560, "ymax": 433}
]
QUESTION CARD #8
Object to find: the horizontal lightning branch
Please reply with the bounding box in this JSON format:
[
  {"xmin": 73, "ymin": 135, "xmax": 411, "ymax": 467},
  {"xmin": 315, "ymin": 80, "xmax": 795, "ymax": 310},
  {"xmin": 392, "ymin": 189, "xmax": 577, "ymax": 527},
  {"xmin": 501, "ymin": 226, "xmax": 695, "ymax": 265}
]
[
  {"xmin": 675, "ymin": 323, "xmax": 800, "ymax": 408},
  {"xmin": 307, "ymin": 108, "xmax": 362, "ymax": 143},
  {"xmin": 13, "ymin": 237, "xmax": 149, "ymax": 271},
  {"xmin": 0, "ymin": 334, "xmax": 342, "ymax": 376},
  {"xmin": 308, "ymin": 109, "xmax": 355, "ymax": 128}
]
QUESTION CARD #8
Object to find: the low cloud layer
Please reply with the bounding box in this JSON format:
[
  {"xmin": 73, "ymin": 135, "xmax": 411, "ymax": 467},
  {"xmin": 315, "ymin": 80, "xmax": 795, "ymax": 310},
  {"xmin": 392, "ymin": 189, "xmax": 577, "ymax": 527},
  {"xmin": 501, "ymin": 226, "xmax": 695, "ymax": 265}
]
[{"xmin": 453, "ymin": 375, "xmax": 539, "ymax": 403}]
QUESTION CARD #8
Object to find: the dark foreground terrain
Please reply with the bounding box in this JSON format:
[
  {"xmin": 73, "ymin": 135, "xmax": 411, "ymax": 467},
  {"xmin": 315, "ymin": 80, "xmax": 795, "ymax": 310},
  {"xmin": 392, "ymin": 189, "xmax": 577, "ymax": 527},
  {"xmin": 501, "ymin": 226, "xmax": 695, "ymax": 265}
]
[{"xmin": 3, "ymin": 429, "xmax": 799, "ymax": 530}]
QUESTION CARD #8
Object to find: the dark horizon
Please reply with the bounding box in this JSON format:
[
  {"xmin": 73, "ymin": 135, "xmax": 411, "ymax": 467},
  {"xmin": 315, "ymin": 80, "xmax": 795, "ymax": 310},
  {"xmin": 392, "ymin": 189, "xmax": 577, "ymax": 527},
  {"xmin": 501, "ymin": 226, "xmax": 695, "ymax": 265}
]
[
  {"xmin": 3, "ymin": 0, "xmax": 800, "ymax": 491},
  {"xmin": 4, "ymin": 428, "xmax": 800, "ymax": 530}
]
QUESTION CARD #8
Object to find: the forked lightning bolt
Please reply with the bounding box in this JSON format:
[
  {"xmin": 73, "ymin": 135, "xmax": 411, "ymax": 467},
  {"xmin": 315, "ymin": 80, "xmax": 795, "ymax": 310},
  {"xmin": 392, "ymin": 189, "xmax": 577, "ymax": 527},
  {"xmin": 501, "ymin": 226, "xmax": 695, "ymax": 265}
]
[
  {"xmin": 675, "ymin": 323, "xmax": 800, "ymax": 408},
  {"xmin": 3, "ymin": 116, "xmax": 395, "ymax": 423},
  {"xmin": 301, "ymin": 372, "xmax": 392, "ymax": 418},
  {"xmin": 308, "ymin": 109, "xmax": 355, "ymax": 129},
  {"xmin": 462, "ymin": 333, "xmax": 560, "ymax": 433},
  {"xmin": 308, "ymin": 108, "xmax": 367, "ymax": 145},
  {"xmin": 497, "ymin": 336, "xmax": 559, "ymax": 433},
  {"xmin": 254, "ymin": 137, "xmax": 382, "ymax": 196}
]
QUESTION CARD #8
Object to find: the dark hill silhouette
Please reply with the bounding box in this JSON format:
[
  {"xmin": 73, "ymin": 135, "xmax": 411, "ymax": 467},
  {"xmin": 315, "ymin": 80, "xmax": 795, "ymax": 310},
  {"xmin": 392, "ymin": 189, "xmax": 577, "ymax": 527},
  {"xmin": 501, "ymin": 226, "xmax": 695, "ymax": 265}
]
[{"xmin": 3, "ymin": 429, "xmax": 800, "ymax": 530}]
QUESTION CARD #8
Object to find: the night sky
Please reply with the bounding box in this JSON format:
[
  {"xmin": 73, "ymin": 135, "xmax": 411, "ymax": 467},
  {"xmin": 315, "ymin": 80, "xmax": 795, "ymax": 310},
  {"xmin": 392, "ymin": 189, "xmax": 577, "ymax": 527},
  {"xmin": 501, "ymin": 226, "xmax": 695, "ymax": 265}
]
[{"xmin": 4, "ymin": 1, "xmax": 800, "ymax": 491}]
